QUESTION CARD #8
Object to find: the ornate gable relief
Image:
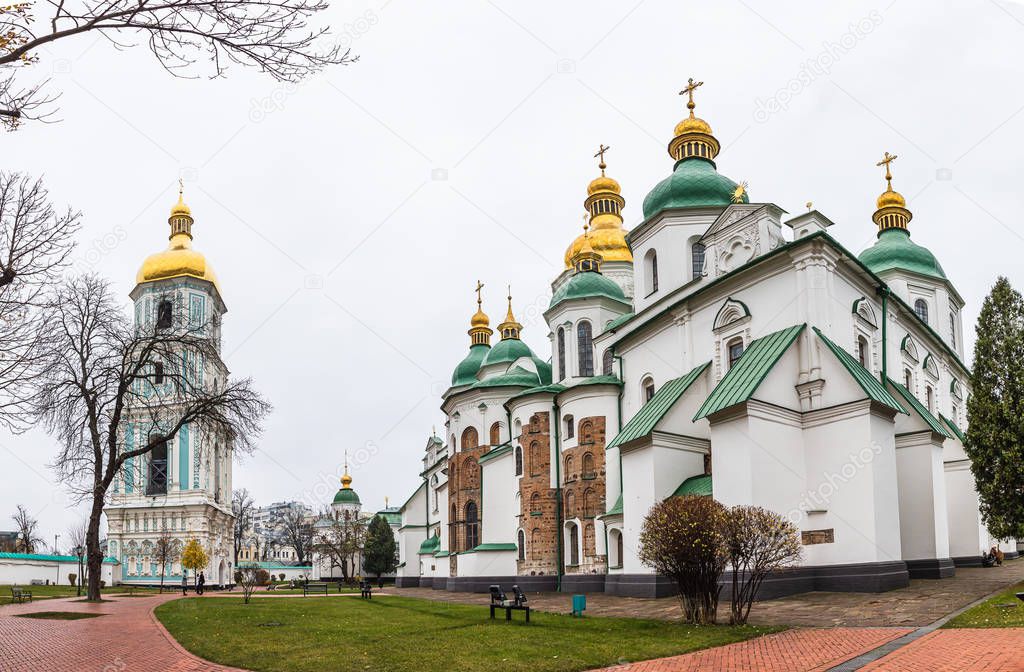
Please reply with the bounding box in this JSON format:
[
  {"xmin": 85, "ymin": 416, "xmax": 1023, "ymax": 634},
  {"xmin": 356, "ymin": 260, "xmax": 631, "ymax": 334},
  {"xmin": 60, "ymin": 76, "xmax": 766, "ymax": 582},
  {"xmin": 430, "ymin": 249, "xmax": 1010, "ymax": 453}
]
[
  {"xmin": 922, "ymin": 353, "xmax": 939, "ymax": 380},
  {"xmin": 718, "ymin": 233, "xmax": 757, "ymax": 274},
  {"xmin": 713, "ymin": 297, "xmax": 751, "ymax": 332},
  {"xmin": 951, "ymin": 378, "xmax": 963, "ymax": 400},
  {"xmin": 852, "ymin": 297, "xmax": 878, "ymax": 327},
  {"xmin": 901, "ymin": 335, "xmax": 920, "ymax": 363}
]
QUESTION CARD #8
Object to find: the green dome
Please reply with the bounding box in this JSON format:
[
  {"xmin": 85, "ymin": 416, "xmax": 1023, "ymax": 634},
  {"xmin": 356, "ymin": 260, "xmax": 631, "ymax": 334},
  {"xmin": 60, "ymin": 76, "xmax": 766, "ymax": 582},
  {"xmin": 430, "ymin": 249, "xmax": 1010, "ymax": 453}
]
[
  {"xmin": 472, "ymin": 365, "xmax": 541, "ymax": 389},
  {"xmin": 859, "ymin": 229, "xmax": 946, "ymax": 280},
  {"xmin": 333, "ymin": 487, "xmax": 360, "ymax": 505},
  {"xmin": 481, "ymin": 338, "xmax": 535, "ymax": 367},
  {"xmin": 549, "ymin": 271, "xmax": 629, "ymax": 310},
  {"xmin": 451, "ymin": 343, "xmax": 490, "ymax": 386},
  {"xmin": 642, "ymin": 157, "xmax": 747, "ymax": 219}
]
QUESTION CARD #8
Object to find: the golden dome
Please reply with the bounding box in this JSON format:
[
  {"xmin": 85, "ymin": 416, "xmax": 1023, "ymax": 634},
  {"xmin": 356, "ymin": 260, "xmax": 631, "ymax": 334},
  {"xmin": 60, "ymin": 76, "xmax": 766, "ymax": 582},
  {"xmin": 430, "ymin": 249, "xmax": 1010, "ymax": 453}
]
[
  {"xmin": 567, "ymin": 146, "xmax": 631, "ymax": 268},
  {"xmin": 341, "ymin": 470, "xmax": 353, "ymax": 489},
  {"xmin": 564, "ymin": 227, "xmax": 631, "ymax": 267},
  {"xmin": 136, "ymin": 188, "xmax": 220, "ymax": 292},
  {"xmin": 467, "ymin": 280, "xmax": 493, "ymax": 346},
  {"xmin": 471, "ymin": 307, "xmax": 489, "ymax": 327},
  {"xmin": 668, "ymin": 78, "xmax": 721, "ymax": 162},
  {"xmin": 674, "ymin": 115, "xmax": 713, "ymax": 136},
  {"xmin": 876, "ymin": 186, "xmax": 906, "ymax": 209},
  {"xmin": 587, "ymin": 174, "xmax": 621, "ymax": 196},
  {"xmin": 871, "ymin": 152, "xmax": 912, "ymax": 233}
]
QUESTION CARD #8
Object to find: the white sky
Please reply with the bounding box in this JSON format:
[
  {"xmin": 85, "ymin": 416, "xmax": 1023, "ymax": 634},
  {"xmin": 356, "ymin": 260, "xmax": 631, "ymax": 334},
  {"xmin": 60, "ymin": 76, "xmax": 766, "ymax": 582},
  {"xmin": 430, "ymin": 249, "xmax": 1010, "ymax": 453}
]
[{"xmin": 4, "ymin": 0, "xmax": 1024, "ymax": 549}]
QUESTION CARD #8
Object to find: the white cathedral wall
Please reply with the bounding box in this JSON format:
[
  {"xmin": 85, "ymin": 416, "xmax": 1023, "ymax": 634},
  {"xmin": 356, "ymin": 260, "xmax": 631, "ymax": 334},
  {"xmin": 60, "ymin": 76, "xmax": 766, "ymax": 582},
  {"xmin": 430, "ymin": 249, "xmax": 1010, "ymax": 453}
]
[
  {"xmin": 480, "ymin": 450, "xmax": 516, "ymax": 546},
  {"xmin": 894, "ymin": 435, "xmax": 950, "ymax": 562},
  {"xmin": 945, "ymin": 461, "xmax": 987, "ymax": 559}
]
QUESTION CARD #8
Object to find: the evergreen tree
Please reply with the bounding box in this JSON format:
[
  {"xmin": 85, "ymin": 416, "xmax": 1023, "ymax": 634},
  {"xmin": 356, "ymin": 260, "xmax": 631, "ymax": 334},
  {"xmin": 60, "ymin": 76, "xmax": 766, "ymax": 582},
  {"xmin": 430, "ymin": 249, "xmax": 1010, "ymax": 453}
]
[
  {"xmin": 362, "ymin": 515, "xmax": 397, "ymax": 581},
  {"xmin": 965, "ymin": 276, "xmax": 1024, "ymax": 540}
]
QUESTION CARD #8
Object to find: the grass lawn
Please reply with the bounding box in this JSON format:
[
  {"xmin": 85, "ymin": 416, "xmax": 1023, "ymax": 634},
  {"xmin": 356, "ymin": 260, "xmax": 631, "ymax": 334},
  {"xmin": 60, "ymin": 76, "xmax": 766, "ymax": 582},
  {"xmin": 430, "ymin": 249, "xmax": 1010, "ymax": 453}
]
[
  {"xmin": 156, "ymin": 595, "xmax": 782, "ymax": 672},
  {"xmin": 944, "ymin": 581, "xmax": 1024, "ymax": 628},
  {"xmin": 0, "ymin": 584, "xmax": 160, "ymax": 605}
]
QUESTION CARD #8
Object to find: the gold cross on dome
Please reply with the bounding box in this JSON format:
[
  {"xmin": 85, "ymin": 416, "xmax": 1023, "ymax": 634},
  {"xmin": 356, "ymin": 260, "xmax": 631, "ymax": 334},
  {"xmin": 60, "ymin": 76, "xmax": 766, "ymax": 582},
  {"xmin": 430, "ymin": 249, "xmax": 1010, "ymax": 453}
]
[
  {"xmin": 680, "ymin": 77, "xmax": 704, "ymax": 113},
  {"xmin": 178, "ymin": 177, "xmax": 184, "ymax": 197},
  {"xmin": 475, "ymin": 280, "xmax": 484, "ymax": 306},
  {"xmin": 876, "ymin": 151, "xmax": 898, "ymax": 184},
  {"xmin": 594, "ymin": 144, "xmax": 610, "ymax": 174}
]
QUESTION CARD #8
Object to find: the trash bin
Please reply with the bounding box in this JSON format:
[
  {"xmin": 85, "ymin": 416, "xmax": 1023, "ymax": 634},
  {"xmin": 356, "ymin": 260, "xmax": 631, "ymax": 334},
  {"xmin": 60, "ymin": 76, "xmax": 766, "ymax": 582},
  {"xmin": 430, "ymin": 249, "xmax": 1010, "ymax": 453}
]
[{"xmin": 572, "ymin": 593, "xmax": 586, "ymax": 617}]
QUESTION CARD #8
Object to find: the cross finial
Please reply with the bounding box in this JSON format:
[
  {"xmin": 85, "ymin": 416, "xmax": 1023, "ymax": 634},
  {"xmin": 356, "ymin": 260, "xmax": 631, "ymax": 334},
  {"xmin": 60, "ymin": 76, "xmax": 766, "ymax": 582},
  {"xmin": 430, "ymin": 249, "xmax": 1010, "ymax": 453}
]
[
  {"xmin": 475, "ymin": 280, "xmax": 484, "ymax": 308},
  {"xmin": 594, "ymin": 144, "xmax": 610, "ymax": 175},
  {"xmin": 582, "ymin": 211, "xmax": 591, "ymax": 234},
  {"xmin": 680, "ymin": 77, "xmax": 704, "ymax": 116},
  {"xmin": 876, "ymin": 151, "xmax": 898, "ymax": 188}
]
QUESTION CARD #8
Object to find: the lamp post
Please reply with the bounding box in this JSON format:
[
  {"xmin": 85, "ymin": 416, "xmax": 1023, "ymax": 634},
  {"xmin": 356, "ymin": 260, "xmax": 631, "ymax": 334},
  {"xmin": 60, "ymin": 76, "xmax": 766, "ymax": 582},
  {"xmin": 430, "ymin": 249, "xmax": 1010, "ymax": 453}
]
[
  {"xmin": 53, "ymin": 534, "xmax": 60, "ymax": 586},
  {"xmin": 73, "ymin": 546, "xmax": 84, "ymax": 597}
]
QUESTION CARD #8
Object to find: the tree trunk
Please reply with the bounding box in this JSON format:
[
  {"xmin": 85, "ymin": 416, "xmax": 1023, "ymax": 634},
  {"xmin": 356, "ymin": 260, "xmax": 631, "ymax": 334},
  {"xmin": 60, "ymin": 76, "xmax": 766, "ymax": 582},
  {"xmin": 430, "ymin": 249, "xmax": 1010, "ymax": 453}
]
[{"xmin": 85, "ymin": 494, "xmax": 105, "ymax": 601}]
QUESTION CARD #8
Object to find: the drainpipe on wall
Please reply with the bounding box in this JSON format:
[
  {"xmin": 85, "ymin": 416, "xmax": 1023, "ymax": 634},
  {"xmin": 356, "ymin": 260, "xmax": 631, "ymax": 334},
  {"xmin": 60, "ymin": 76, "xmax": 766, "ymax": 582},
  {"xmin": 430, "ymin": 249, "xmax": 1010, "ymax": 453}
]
[{"xmin": 552, "ymin": 400, "xmax": 563, "ymax": 592}]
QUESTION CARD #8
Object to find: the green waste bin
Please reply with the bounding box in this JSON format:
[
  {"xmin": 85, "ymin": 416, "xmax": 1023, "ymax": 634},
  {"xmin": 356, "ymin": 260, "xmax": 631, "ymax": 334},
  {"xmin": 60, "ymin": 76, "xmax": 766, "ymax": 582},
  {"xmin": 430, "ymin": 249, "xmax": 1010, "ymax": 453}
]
[{"xmin": 572, "ymin": 594, "xmax": 586, "ymax": 616}]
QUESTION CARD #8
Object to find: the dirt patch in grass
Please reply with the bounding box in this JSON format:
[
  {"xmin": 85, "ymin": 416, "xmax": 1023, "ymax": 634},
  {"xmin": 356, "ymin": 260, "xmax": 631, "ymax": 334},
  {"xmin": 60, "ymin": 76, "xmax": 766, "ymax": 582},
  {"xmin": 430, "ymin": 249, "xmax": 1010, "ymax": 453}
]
[{"xmin": 15, "ymin": 611, "xmax": 102, "ymax": 620}]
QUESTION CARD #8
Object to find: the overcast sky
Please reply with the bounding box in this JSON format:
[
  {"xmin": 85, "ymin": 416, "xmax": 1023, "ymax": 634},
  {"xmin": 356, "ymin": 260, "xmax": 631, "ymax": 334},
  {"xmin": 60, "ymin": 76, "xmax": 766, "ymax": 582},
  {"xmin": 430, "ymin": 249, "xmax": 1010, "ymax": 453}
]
[{"xmin": 5, "ymin": 0, "xmax": 1024, "ymax": 549}]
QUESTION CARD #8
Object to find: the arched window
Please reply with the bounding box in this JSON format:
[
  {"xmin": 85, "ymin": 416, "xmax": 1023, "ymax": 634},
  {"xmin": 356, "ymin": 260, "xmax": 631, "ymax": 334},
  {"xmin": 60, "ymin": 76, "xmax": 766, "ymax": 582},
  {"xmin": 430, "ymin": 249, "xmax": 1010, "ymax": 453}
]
[
  {"xmin": 904, "ymin": 368, "xmax": 913, "ymax": 391},
  {"xmin": 513, "ymin": 418, "xmax": 522, "ymax": 439},
  {"xmin": 531, "ymin": 528, "xmax": 540, "ymax": 559},
  {"xmin": 857, "ymin": 335, "xmax": 869, "ymax": 368},
  {"xmin": 565, "ymin": 490, "xmax": 575, "ymax": 517},
  {"xmin": 462, "ymin": 456, "xmax": 478, "ymax": 488},
  {"xmin": 530, "ymin": 492, "xmax": 541, "ymax": 514},
  {"xmin": 564, "ymin": 414, "xmax": 575, "ymax": 439},
  {"xmin": 564, "ymin": 455, "xmax": 573, "ymax": 479},
  {"xmin": 157, "ymin": 300, "xmax": 172, "ymax": 329},
  {"xmin": 616, "ymin": 531, "xmax": 624, "ymax": 568},
  {"xmin": 584, "ymin": 523, "xmax": 595, "ymax": 555},
  {"xmin": 489, "ymin": 422, "xmax": 501, "ymax": 446},
  {"xmin": 580, "ymin": 420, "xmax": 594, "ymax": 444},
  {"xmin": 465, "ymin": 502, "xmax": 479, "ymax": 549},
  {"xmin": 914, "ymin": 299, "xmax": 929, "ymax": 324},
  {"xmin": 582, "ymin": 452, "xmax": 595, "ymax": 478},
  {"xmin": 642, "ymin": 377, "xmax": 656, "ymax": 403},
  {"xmin": 461, "ymin": 427, "xmax": 478, "ymax": 451},
  {"xmin": 517, "ymin": 529, "xmax": 525, "ymax": 561},
  {"xmin": 577, "ymin": 321, "xmax": 594, "ymax": 377},
  {"xmin": 530, "ymin": 441, "xmax": 543, "ymax": 477},
  {"xmin": 727, "ymin": 337, "xmax": 744, "ymax": 370},
  {"xmin": 602, "ymin": 349, "xmax": 614, "ymax": 376},
  {"xmin": 691, "ymin": 242, "xmax": 706, "ymax": 280},
  {"xmin": 147, "ymin": 434, "xmax": 168, "ymax": 496},
  {"xmin": 569, "ymin": 523, "xmax": 579, "ymax": 566},
  {"xmin": 557, "ymin": 327, "xmax": 566, "ymax": 381},
  {"xmin": 926, "ymin": 385, "xmax": 934, "ymax": 414},
  {"xmin": 583, "ymin": 488, "xmax": 596, "ymax": 518},
  {"xmin": 644, "ymin": 249, "xmax": 659, "ymax": 295},
  {"xmin": 514, "ymin": 445, "xmax": 523, "ymax": 476}
]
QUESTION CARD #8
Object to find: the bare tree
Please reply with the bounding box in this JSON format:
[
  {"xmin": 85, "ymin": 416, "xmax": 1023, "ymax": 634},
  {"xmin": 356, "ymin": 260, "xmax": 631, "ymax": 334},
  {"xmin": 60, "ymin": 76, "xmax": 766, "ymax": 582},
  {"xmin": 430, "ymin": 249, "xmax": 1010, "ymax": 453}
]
[
  {"xmin": 11, "ymin": 504, "xmax": 42, "ymax": 553},
  {"xmin": 0, "ymin": 173, "xmax": 80, "ymax": 429},
  {"xmin": 0, "ymin": 0, "xmax": 356, "ymax": 128},
  {"xmin": 313, "ymin": 508, "xmax": 364, "ymax": 585},
  {"xmin": 237, "ymin": 563, "xmax": 261, "ymax": 603},
  {"xmin": 278, "ymin": 505, "xmax": 313, "ymax": 566},
  {"xmin": 153, "ymin": 525, "xmax": 179, "ymax": 593},
  {"xmin": 32, "ymin": 273, "xmax": 271, "ymax": 600},
  {"xmin": 231, "ymin": 488, "xmax": 254, "ymax": 565}
]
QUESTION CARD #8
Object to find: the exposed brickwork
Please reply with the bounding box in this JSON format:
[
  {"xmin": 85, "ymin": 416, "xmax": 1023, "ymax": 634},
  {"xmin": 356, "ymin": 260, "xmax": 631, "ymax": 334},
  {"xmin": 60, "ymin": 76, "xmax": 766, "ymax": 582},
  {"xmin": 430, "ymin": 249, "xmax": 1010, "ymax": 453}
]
[
  {"xmin": 861, "ymin": 628, "xmax": 1024, "ymax": 671},
  {"xmin": 562, "ymin": 415, "xmax": 608, "ymax": 575},
  {"xmin": 517, "ymin": 412, "xmax": 558, "ymax": 577},
  {"xmin": 447, "ymin": 426, "xmax": 485, "ymax": 574}
]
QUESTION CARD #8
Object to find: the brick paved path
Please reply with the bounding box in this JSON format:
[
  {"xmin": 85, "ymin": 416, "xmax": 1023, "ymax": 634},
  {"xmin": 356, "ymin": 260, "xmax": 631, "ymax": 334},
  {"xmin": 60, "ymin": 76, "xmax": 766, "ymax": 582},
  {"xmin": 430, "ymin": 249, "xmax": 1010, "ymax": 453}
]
[
  {"xmin": 0, "ymin": 592, "xmax": 244, "ymax": 672},
  {"xmin": 861, "ymin": 628, "xmax": 1024, "ymax": 671}
]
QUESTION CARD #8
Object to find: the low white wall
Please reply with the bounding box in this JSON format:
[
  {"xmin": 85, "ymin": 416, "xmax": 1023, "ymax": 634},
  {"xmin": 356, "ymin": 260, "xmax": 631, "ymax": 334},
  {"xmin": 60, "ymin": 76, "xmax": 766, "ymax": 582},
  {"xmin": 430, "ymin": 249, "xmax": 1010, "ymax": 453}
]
[{"xmin": 0, "ymin": 557, "xmax": 119, "ymax": 586}]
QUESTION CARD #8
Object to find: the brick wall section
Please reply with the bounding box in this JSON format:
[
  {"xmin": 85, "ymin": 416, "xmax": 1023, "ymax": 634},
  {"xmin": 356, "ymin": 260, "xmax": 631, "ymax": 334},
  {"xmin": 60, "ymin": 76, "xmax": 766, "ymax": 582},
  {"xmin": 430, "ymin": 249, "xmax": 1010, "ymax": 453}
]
[
  {"xmin": 447, "ymin": 434, "xmax": 486, "ymax": 575},
  {"xmin": 562, "ymin": 415, "xmax": 608, "ymax": 575},
  {"xmin": 516, "ymin": 412, "xmax": 559, "ymax": 577}
]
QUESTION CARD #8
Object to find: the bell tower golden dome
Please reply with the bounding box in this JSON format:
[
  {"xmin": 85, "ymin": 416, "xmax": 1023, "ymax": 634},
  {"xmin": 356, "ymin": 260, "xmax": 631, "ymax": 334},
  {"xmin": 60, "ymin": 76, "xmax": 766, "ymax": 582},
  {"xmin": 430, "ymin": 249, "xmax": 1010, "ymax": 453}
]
[
  {"xmin": 872, "ymin": 152, "xmax": 912, "ymax": 232},
  {"xmin": 468, "ymin": 280, "xmax": 493, "ymax": 346},
  {"xmin": 564, "ymin": 145, "xmax": 632, "ymax": 268},
  {"xmin": 136, "ymin": 182, "xmax": 220, "ymax": 292},
  {"xmin": 497, "ymin": 287, "xmax": 523, "ymax": 340},
  {"xmin": 668, "ymin": 78, "xmax": 721, "ymax": 162}
]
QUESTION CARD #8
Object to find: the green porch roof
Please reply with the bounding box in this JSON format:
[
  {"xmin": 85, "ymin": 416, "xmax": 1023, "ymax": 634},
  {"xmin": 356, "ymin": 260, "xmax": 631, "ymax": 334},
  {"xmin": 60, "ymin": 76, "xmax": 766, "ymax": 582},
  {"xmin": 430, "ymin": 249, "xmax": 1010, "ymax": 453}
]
[
  {"xmin": 471, "ymin": 543, "xmax": 517, "ymax": 552},
  {"xmin": 887, "ymin": 378, "xmax": 951, "ymax": 438},
  {"xmin": 694, "ymin": 324, "xmax": 806, "ymax": 420},
  {"xmin": 478, "ymin": 443, "xmax": 513, "ymax": 465},
  {"xmin": 671, "ymin": 474, "xmax": 713, "ymax": 497},
  {"xmin": 940, "ymin": 414, "xmax": 967, "ymax": 443},
  {"xmin": 607, "ymin": 361, "xmax": 711, "ymax": 449},
  {"xmin": 603, "ymin": 493, "xmax": 623, "ymax": 517},
  {"xmin": 813, "ymin": 327, "xmax": 904, "ymax": 413},
  {"xmin": 603, "ymin": 312, "xmax": 634, "ymax": 334},
  {"xmin": 418, "ymin": 535, "xmax": 440, "ymax": 555}
]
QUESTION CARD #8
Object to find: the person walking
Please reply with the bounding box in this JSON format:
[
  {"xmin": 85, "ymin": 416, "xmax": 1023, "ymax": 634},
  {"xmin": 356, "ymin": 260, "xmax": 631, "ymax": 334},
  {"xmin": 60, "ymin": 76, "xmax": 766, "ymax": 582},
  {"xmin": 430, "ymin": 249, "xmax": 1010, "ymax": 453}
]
[
  {"xmin": 181, "ymin": 572, "xmax": 188, "ymax": 596},
  {"xmin": 198, "ymin": 571, "xmax": 206, "ymax": 595}
]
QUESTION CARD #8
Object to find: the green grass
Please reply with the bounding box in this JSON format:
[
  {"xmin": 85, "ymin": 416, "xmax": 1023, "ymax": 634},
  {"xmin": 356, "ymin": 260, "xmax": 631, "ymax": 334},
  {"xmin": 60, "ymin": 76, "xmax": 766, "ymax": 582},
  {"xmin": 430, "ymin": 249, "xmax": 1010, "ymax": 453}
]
[
  {"xmin": 944, "ymin": 581, "xmax": 1024, "ymax": 628},
  {"xmin": 14, "ymin": 611, "xmax": 101, "ymax": 620},
  {"xmin": 0, "ymin": 584, "xmax": 160, "ymax": 605},
  {"xmin": 156, "ymin": 595, "xmax": 781, "ymax": 672}
]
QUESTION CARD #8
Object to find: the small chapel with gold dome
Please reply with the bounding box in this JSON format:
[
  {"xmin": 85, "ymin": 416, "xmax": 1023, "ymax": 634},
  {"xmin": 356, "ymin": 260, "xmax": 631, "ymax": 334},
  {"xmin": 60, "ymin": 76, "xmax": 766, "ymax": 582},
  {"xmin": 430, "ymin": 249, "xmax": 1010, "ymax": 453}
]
[
  {"xmin": 104, "ymin": 185, "xmax": 237, "ymax": 587},
  {"xmin": 393, "ymin": 80, "xmax": 1015, "ymax": 598}
]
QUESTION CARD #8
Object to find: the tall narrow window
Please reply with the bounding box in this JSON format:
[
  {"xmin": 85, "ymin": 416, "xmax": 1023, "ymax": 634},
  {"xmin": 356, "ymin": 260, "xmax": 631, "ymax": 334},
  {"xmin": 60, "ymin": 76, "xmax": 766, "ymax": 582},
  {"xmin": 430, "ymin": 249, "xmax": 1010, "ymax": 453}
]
[
  {"xmin": 645, "ymin": 250, "xmax": 659, "ymax": 295},
  {"xmin": 583, "ymin": 488, "xmax": 596, "ymax": 518},
  {"xmin": 530, "ymin": 492, "xmax": 541, "ymax": 514},
  {"xmin": 461, "ymin": 427, "xmax": 478, "ymax": 451},
  {"xmin": 616, "ymin": 532, "xmax": 624, "ymax": 568},
  {"xmin": 465, "ymin": 502, "xmax": 479, "ymax": 550},
  {"xmin": 949, "ymin": 312, "xmax": 957, "ymax": 349},
  {"xmin": 727, "ymin": 338, "xmax": 745, "ymax": 370},
  {"xmin": 904, "ymin": 368, "xmax": 913, "ymax": 391},
  {"xmin": 154, "ymin": 361, "xmax": 164, "ymax": 385},
  {"xmin": 514, "ymin": 445, "xmax": 523, "ymax": 476},
  {"xmin": 914, "ymin": 299, "xmax": 929, "ymax": 324},
  {"xmin": 569, "ymin": 523, "xmax": 579, "ymax": 566},
  {"xmin": 557, "ymin": 327, "xmax": 566, "ymax": 381},
  {"xmin": 602, "ymin": 349, "xmax": 614, "ymax": 376},
  {"xmin": 582, "ymin": 452, "xmax": 595, "ymax": 478},
  {"xmin": 642, "ymin": 377, "xmax": 655, "ymax": 402},
  {"xmin": 517, "ymin": 530, "xmax": 525, "ymax": 561},
  {"xmin": 157, "ymin": 300, "xmax": 172, "ymax": 329},
  {"xmin": 691, "ymin": 243, "xmax": 706, "ymax": 280},
  {"xmin": 564, "ymin": 489, "xmax": 575, "ymax": 516},
  {"xmin": 564, "ymin": 415, "xmax": 574, "ymax": 440},
  {"xmin": 147, "ymin": 435, "xmax": 168, "ymax": 496},
  {"xmin": 530, "ymin": 441, "xmax": 543, "ymax": 477},
  {"xmin": 580, "ymin": 421, "xmax": 594, "ymax": 444},
  {"xmin": 857, "ymin": 336, "xmax": 869, "ymax": 368},
  {"xmin": 489, "ymin": 422, "xmax": 501, "ymax": 446},
  {"xmin": 577, "ymin": 321, "xmax": 594, "ymax": 377},
  {"xmin": 926, "ymin": 386, "xmax": 934, "ymax": 414}
]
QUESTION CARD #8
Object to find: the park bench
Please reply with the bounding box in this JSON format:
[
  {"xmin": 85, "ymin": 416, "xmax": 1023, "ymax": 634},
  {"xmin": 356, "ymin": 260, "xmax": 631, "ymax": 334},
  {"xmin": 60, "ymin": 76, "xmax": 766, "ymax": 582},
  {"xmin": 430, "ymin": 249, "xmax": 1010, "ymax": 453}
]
[
  {"xmin": 303, "ymin": 582, "xmax": 328, "ymax": 596},
  {"xmin": 10, "ymin": 587, "xmax": 32, "ymax": 604},
  {"xmin": 488, "ymin": 584, "xmax": 529, "ymax": 623},
  {"xmin": 359, "ymin": 581, "xmax": 372, "ymax": 599}
]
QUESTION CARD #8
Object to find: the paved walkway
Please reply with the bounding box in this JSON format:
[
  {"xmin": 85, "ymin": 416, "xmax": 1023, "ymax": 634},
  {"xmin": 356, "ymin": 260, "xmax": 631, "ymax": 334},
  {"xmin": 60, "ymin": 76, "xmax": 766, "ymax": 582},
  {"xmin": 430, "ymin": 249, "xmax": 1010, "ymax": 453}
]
[{"xmin": 0, "ymin": 592, "xmax": 242, "ymax": 672}]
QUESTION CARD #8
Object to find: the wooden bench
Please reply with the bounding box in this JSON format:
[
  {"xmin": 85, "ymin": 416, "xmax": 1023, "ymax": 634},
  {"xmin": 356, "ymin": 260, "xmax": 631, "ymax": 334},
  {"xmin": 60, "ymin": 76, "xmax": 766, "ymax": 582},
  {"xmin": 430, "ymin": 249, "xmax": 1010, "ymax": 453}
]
[
  {"xmin": 359, "ymin": 581, "xmax": 372, "ymax": 599},
  {"xmin": 302, "ymin": 582, "xmax": 329, "ymax": 596},
  {"xmin": 489, "ymin": 585, "xmax": 529, "ymax": 623},
  {"xmin": 10, "ymin": 587, "xmax": 32, "ymax": 604}
]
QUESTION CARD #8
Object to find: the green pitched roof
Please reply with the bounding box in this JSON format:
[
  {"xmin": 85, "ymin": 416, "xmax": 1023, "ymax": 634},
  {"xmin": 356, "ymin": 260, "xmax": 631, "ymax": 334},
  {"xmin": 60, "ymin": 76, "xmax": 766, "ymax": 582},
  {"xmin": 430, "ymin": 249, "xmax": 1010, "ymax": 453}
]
[
  {"xmin": 940, "ymin": 414, "xmax": 967, "ymax": 443},
  {"xmin": 451, "ymin": 344, "xmax": 490, "ymax": 387},
  {"xmin": 859, "ymin": 228, "xmax": 946, "ymax": 280},
  {"xmin": 694, "ymin": 324, "xmax": 806, "ymax": 420},
  {"xmin": 642, "ymin": 157, "xmax": 748, "ymax": 219},
  {"xmin": 549, "ymin": 271, "xmax": 630, "ymax": 310},
  {"xmin": 671, "ymin": 474, "xmax": 712, "ymax": 497},
  {"xmin": 478, "ymin": 443, "xmax": 513, "ymax": 465},
  {"xmin": 886, "ymin": 378, "xmax": 951, "ymax": 438},
  {"xmin": 607, "ymin": 361, "xmax": 711, "ymax": 449},
  {"xmin": 603, "ymin": 493, "xmax": 623, "ymax": 517},
  {"xmin": 374, "ymin": 509, "xmax": 401, "ymax": 526},
  {"xmin": 507, "ymin": 383, "xmax": 567, "ymax": 405},
  {"xmin": 471, "ymin": 365, "xmax": 540, "ymax": 389},
  {"xmin": 471, "ymin": 543, "xmax": 517, "ymax": 552},
  {"xmin": 418, "ymin": 535, "xmax": 440, "ymax": 555},
  {"xmin": 603, "ymin": 312, "xmax": 634, "ymax": 334},
  {"xmin": 481, "ymin": 338, "xmax": 535, "ymax": 367},
  {"xmin": 812, "ymin": 327, "xmax": 904, "ymax": 413}
]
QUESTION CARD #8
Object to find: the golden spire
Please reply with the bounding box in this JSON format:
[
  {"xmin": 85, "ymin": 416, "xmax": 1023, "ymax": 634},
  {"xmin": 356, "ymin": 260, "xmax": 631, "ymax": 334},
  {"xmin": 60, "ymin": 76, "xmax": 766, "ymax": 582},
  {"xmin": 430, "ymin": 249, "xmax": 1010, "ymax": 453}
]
[
  {"xmin": 341, "ymin": 449, "xmax": 352, "ymax": 489},
  {"xmin": 468, "ymin": 280, "xmax": 493, "ymax": 346},
  {"xmin": 136, "ymin": 182, "xmax": 220, "ymax": 292},
  {"xmin": 669, "ymin": 77, "xmax": 720, "ymax": 162},
  {"xmin": 568, "ymin": 146, "xmax": 630, "ymax": 268},
  {"xmin": 497, "ymin": 286, "xmax": 522, "ymax": 340},
  {"xmin": 872, "ymin": 151, "xmax": 912, "ymax": 233},
  {"xmin": 169, "ymin": 179, "xmax": 193, "ymax": 239}
]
